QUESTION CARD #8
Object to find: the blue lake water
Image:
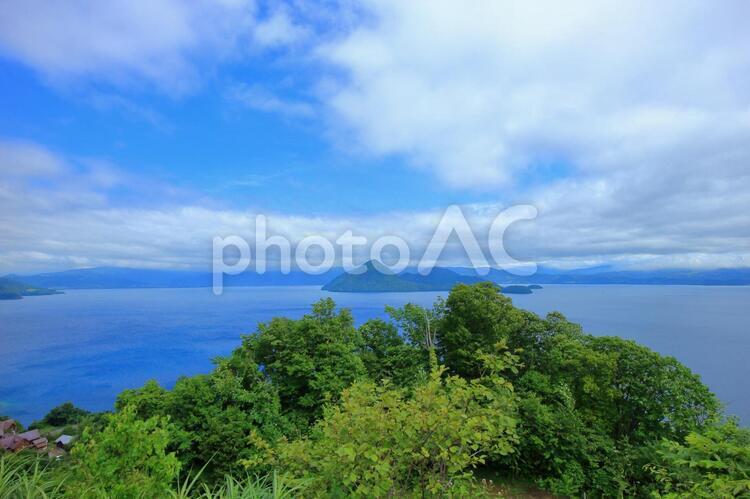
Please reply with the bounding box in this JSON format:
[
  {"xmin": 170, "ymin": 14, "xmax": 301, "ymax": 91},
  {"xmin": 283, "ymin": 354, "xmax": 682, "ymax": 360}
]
[{"xmin": 1, "ymin": 285, "xmax": 748, "ymax": 424}]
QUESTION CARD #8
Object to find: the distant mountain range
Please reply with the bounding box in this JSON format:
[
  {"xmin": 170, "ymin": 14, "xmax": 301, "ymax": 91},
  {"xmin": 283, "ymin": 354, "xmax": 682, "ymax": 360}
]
[
  {"xmin": 7, "ymin": 266, "xmax": 340, "ymax": 290},
  {"xmin": 452, "ymin": 266, "xmax": 750, "ymax": 286},
  {"xmin": 3, "ymin": 264, "xmax": 749, "ymax": 293},
  {"xmin": 0, "ymin": 277, "xmax": 62, "ymax": 300}
]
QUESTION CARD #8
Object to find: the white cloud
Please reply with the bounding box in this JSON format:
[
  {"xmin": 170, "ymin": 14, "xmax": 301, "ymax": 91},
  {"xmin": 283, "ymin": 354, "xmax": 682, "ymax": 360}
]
[
  {"xmin": 253, "ymin": 7, "xmax": 309, "ymax": 48},
  {"xmin": 2, "ymin": 140, "xmax": 750, "ymax": 274},
  {"xmin": 88, "ymin": 93, "xmax": 173, "ymax": 131},
  {"xmin": 316, "ymin": 0, "xmax": 750, "ymax": 188},
  {"xmin": 228, "ymin": 83, "xmax": 314, "ymax": 117},
  {"xmin": 0, "ymin": 140, "xmax": 67, "ymax": 177},
  {"xmin": 0, "ymin": 0, "xmax": 257, "ymax": 94}
]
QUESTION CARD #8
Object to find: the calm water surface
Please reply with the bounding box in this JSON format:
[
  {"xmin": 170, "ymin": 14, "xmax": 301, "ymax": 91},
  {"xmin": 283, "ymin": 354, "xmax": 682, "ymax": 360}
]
[{"xmin": 1, "ymin": 285, "xmax": 748, "ymax": 424}]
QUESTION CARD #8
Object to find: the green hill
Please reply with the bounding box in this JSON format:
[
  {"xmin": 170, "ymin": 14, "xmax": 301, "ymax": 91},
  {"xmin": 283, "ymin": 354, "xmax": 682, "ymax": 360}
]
[
  {"xmin": 322, "ymin": 261, "xmax": 434, "ymax": 292},
  {"xmin": 322, "ymin": 261, "xmax": 540, "ymax": 293},
  {"xmin": 0, "ymin": 277, "xmax": 62, "ymax": 300}
]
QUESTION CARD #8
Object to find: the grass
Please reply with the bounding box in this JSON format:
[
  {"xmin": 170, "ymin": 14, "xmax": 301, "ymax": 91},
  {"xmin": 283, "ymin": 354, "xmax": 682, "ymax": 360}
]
[
  {"xmin": 1, "ymin": 454, "xmax": 306, "ymax": 499},
  {"xmin": 0, "ymin": 454, "xmax": 67, "ymax": 499}
]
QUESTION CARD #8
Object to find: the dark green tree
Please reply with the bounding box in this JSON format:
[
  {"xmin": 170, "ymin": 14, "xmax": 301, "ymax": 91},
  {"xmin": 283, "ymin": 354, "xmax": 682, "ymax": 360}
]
[
  {"xmin": 34, "ymin": 402, "xmax": 90, "ymax": 428},
  {"xmin": 437, "ymin": 282, "xmax": 525, "ymax": 378},
  {"xmin": 358, "ymin": 318, "xmax": 425, "ymax": 387},
  {"xmin": 236, "ymin": 298, "xmax": 366, "ymax": 426},
  {"xmin": 116, "ymin": 360, "xmax": 288, "ymax": 480}
]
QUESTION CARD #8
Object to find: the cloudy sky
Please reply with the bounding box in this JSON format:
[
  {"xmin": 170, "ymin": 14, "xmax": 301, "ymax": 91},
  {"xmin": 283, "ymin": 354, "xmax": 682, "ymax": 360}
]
[{"xmin": 1, "ymin": 0, "xmax": 749, "ymax": 274}]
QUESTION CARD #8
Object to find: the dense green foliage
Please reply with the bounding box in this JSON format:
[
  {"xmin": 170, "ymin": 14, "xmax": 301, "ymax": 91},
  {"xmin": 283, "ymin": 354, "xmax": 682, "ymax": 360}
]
[
  {"xmin": 66, "ymin": 406, "xmax": 181, "ymax": 497},
  {"xmin": 647, "ymin": 419, "xmax": 750, "ymax": 497},
  {"xmin": 115, "ymin": 360, "xmax": 288, "ymax": 481},
  {"xmin": 357, "ymin": 318, "xmax": 425, "ymax": 387},
  {"xmin": 236, "ymin": 298, "xmax": 366, "ymax": 427},
  {"xmin": 3, "ymin": 282, "xmax": 746, "ymax": 497},
  {"xmin": 436, "ymin": 283, "xmax": 720, "ymax": 496},
  {"xmin": 438, "ymin": 282, "xmax": 525, "ymax": 379},
  {"xmin": 278, "ymin": 354, "xmax": 517, "ymax": 497}
]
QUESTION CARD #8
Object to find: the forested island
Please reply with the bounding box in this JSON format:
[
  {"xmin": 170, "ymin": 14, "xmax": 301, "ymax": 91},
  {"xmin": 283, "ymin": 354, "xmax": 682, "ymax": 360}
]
[
  {"xmin": 2, "ymin": 282, "xmax": 747, "ymax": 497},
  {"xmin": 321, "ymin": 260, "xmax": 541, "ymax": 294},
  {"xmin": 0, "ymin": 277, "xmax": 62, "ymax": 300}
]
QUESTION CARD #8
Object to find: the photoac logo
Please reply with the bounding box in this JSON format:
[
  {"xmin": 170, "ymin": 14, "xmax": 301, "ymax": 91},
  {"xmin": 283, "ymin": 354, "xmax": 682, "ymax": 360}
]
[{"xmin": 212, "ymin": 204, "xmax": 537, "ymax": 294}]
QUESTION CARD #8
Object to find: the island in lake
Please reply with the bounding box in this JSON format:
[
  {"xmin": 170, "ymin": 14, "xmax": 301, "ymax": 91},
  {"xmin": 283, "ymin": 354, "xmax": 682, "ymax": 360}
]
[
  {"xmin": 321, "ymin": 260, "xmax": 542, "ymax": 294},
  {"xmin": 0, "ymin": 277, "xmax": 62, "ymax": 300}
]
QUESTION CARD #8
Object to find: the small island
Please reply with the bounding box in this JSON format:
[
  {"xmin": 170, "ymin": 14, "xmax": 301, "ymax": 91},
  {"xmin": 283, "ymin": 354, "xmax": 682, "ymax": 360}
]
[
  {"xmin": 500, "ymin": 285, "xmax": 534, "ymax": 294},
  {"xmin": 0, "ymin": 277, "xmax": 62, "ymax": 300}
]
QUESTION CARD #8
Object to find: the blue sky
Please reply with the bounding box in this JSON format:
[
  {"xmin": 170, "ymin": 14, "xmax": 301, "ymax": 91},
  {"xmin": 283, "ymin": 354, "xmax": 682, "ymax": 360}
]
[
  {"xmin": 1, "ymin": 0, "xmax": 749, "ymax": 273},
  {"xmin": 0, "ymin": 43, "xmax": 513, "ymax": 215}
]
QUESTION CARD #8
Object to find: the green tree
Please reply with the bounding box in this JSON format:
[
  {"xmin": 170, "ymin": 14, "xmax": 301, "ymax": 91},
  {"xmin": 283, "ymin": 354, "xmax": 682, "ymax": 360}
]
[
  {"xmin": 590, "ymin": 336, "xmax": 719, "ymax": 442},
  {"xmin": 540, "ymin": 333, "xmax": 719, "ymax": 444},
  {"xmin": 238, "ymin": 298, "xmax": 366, "ymax": 425},
  {"xmin": 116, "ymin": 380, "xmax": 169, "ymax": 420},
  {"xmin": 68, "ymin": 405, "xmax": 180, "ymax": 498},
  {"xmin": 437, "ymin": 282, "xmax": 525, "ymax": 378},
  {"xmin": 385, "ymin": 300, "xmax": 444, "ymax": 348},
  {"xmin": 34, "ymin": 402, "xmax": 90, "ymax": 428},
  {"xmin": 116, "ymin": 360, "xmax": 287, "ymax": 481},
  {"xmin": 506, "ymin": 371, "xmax": 628, "ymax": 496},
  {"xmin": 505, "ymin": 310, "xmax": 583, "ymax": 373},
  {"xmin": 357, "ymin": 318, "xmax": 425, "ymax": 387},
  {"xmin": 437, "ymin": 283, "xmax": 722, "ymax": 496}
]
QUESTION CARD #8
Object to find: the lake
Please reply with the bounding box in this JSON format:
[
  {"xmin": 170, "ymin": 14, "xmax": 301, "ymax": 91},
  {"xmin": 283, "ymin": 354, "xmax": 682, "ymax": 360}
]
[{"xmin": 1, "ymin": 285, "xmax": 748, "ymax": 424}]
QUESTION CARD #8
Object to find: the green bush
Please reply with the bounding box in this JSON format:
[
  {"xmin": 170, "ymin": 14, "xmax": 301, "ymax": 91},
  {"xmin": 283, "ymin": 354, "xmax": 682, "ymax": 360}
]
[
  {"xmin": 277, "ymin": 350, "xmax": 517, "ymax": 497},
  {"xmin": 67, "ymin": 405, "xmax": 181, "ymax": 498},
  {"xmin": 648, "ymin": 420, "xmax": 750, "ymax": 497}
]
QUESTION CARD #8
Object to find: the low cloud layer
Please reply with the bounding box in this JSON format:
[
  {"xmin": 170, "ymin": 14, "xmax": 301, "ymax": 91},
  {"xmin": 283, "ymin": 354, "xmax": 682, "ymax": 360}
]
[{"xmin": 1, "ymin": 141, "xmax": 749, "ymax": 274}]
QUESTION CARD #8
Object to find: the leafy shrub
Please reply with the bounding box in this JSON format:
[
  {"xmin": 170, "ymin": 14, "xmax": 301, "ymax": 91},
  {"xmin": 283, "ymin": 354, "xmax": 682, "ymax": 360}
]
[
  {"xmin": 647, "ymin": 420, "xmax": 750, "ymax": 498},
  {"xmin": 278, "ymin": 352, "xmax": 517, "ymax": 497},
  {"xmin": 67, "ymin": 405, "xmax": 181, "ymax": 498}
]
